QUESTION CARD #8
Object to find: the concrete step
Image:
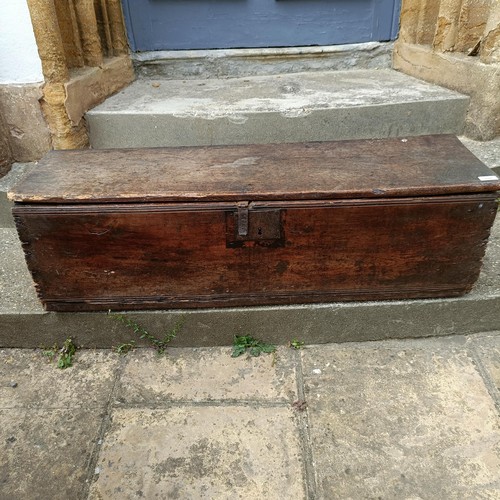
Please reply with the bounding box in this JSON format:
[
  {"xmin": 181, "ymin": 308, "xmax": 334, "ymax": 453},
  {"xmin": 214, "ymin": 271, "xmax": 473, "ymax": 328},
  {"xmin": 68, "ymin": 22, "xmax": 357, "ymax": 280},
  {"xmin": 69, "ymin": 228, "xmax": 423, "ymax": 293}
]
[{"xmin": 87, "ymin": 69, "xmax": 469, "ymax": 149}]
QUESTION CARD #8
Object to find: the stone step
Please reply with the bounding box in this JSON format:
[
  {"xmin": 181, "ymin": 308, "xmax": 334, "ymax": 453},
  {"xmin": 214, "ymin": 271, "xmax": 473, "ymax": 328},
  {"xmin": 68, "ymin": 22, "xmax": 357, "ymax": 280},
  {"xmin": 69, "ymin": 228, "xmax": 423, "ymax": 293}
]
[
  {"xmin": 1, "ymin": 209, "xmax": 498, "ymax": 349},
  {"xmin": 86, "ymin": 69, "xmax": 468, "ymax": 149},
  {"xmin": 132, "ymin": 42, "xmax": 393, "ymax": 80}
]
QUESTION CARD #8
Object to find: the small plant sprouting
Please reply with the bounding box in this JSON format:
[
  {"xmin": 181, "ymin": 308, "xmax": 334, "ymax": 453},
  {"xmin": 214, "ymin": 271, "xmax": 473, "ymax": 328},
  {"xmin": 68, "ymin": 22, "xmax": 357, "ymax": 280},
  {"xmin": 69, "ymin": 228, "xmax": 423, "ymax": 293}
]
[
  {"xmin": 290, "ymin": 339, "xmax": 305, "ymax": 350},
  {"xmin": 42, "ymin": 344, "xmax": 58, "ymax": 362},
  {"xmin": 232, "ymin": 335, "xmax": 276, "ymax": 358},
  {"xmin": 58, "ymin": 338, "xmax": 77, "ymax": 368},
  {"xmin": 114, "ymin": 340, "xmax": 136, "ymax": 355},
  {"xmin": 110, "ymin": 313, "xmax": 183, "ymax": 354},
  {"xmin": 42, "ymin": 338, "xmax": 77, "ymax": 369}
]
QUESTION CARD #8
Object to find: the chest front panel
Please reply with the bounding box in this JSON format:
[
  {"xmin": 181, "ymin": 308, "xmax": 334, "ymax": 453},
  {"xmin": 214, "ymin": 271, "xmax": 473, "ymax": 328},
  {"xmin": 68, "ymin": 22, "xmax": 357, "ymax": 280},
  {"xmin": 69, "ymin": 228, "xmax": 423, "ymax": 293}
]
[{"xmin": 14, "ymin": 194, "xmax": 497, "ymax": 311}]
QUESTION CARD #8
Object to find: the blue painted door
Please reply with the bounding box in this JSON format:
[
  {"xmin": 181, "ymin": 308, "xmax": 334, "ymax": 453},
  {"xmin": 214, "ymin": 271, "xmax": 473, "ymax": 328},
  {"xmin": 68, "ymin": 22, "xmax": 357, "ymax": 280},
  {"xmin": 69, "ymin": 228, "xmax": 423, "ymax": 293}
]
[{"xmin": 122, "ymin": 0, "xmax": 401, "ymax": 51}]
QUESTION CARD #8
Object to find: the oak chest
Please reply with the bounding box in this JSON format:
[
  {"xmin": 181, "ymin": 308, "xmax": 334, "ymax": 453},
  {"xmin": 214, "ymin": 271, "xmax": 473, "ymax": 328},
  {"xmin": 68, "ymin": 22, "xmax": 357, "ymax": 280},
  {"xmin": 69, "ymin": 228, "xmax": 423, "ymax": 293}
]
[{"xmin": 9, "ymin": 135, "xmax": 500, "ymax": 311}]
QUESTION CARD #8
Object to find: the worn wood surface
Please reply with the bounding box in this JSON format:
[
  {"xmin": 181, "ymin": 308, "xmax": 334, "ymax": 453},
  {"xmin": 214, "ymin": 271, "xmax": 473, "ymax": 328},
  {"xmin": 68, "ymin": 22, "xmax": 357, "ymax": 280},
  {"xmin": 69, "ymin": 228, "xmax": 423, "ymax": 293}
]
[
  {"xmin": 14, "ymin": 195, "xmax": 498, "ymax": 311},
  {"xmin": 9, "ymin": 135, "xmax": 500, "ymax": 203}
]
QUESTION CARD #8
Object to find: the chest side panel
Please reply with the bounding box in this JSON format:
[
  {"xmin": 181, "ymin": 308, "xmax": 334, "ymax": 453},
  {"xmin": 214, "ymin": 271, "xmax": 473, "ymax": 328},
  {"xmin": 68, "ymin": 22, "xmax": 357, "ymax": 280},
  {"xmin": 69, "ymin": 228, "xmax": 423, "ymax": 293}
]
[{"xmin": 13, "ymin": 195, "xmax": 498, "ymax": 311}]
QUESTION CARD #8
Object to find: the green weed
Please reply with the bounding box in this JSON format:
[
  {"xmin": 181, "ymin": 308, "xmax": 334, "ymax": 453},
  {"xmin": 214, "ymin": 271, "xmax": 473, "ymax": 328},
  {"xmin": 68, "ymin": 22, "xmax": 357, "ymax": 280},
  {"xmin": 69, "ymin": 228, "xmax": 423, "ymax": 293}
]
[
  {"xmin": 42, "ymin": 338, "xmax": 77, "ymax": 369},
  {"xmin": 114, "ymin": 340, "xmax": 136, "ymax": 355},
  {"xmin": 232, "ymin": 335, "xmax": 276, "ymax": 358},
  {"xmin": 289, "ymin": 339, "xmax": 305, "ymax": 350},
  {"xmin": 110, "ymin": 313, "xmax": 183, "ymax": 354}
]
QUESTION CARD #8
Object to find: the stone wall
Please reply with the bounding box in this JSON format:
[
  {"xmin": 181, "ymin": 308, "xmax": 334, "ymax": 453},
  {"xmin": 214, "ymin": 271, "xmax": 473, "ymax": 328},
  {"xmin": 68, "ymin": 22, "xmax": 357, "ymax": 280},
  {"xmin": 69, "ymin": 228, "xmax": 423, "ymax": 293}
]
[
  {"xmin": 25, "ymin": 0, "xmax": 134, "ymax": 151},
  {"xmin": 394, "ymin": 0, "xmax": 500, "ymax": 139},
  {"xmin": 0, "ymin": 83, "xmax": 51, "ymax": 162},
  {"xmin": 0, "ymin": 0, "xmax": 50, "ymax": 164},
  {"xmin": 0, "ymin": 110, "xmax": 12, "ymax": 177}
]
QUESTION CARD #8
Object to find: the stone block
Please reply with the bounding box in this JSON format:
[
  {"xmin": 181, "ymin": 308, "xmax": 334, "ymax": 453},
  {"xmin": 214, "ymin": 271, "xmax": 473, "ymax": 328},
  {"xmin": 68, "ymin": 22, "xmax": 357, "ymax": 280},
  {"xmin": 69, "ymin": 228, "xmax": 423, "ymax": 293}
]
[
  {"xmin": 393, "ymin": 41, "xmax": 500, "ymax": 139},
  {"xmin": 0, "ymin": 349, "xmax": 119, "ymax": 409},
  {"xmin": 0, "ymin": 112, "xmax": 12, "ymax": 177},
  {"xmin": 116, "ymin": 346, "xmax": 297, "ymax": 404},
  {"xmin": 301, "ymin": 339, "xmax": 500, "ymax": 498},
  {"xmin": 0, "ymin": 408, "xmax": 102, "ymax": 498},
  {"xmin": 89, "ymin": 407, "xmax": 305, "ymax": 498},
  {"xmin": 0, "ymin": 83, "xmax": 51, "ymax": 162}
]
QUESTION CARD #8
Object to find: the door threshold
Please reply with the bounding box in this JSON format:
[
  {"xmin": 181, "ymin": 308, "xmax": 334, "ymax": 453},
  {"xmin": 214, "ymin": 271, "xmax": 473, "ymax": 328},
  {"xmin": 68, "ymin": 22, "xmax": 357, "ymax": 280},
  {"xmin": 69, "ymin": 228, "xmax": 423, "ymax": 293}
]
[{"xmin": 132, "ymin": 41, "xmax": 393, "ymax": 79}]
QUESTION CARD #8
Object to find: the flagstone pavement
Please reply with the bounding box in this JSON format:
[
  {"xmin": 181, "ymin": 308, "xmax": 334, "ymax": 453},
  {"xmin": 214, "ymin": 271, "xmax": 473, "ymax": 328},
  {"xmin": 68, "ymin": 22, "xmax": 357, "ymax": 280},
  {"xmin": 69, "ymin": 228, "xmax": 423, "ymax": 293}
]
[{"xmin": 1, "ymin": 332, "xmax": 500, "ymax": 499}]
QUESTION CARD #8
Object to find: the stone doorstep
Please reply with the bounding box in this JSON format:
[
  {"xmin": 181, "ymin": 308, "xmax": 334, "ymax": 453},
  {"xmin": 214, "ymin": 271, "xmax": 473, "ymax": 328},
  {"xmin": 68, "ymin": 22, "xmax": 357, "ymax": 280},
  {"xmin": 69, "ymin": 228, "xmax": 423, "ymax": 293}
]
[
  {"xmin": 86, "ymin": 69, "xmax": 469, "ymax": 149},
  {"xmin": 1, "ymin": 294, "xmax": 500, "ymax": 350},
  {"xmin": 131, "ymin": 41, "xmax": 394, "ymax": 79}
]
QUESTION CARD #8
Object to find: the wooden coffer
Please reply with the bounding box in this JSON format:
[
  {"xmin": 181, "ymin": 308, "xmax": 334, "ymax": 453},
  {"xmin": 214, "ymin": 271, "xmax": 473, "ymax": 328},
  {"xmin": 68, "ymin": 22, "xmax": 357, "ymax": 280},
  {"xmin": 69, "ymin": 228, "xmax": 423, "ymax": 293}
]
[{"xmin": 9, "ymin": 135, "xmax": 500, "ymax": 311}]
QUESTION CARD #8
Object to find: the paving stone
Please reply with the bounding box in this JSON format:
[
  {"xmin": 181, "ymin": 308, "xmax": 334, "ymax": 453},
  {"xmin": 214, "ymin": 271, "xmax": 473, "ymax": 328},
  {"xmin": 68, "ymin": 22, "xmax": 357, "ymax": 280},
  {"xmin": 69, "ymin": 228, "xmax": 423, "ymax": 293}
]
[
  {"xmin": 301, "ymin": 340, "xmax": 500, "ymax": 499},
  {"xmin": 0, "ymin": 349, "xmax": 119, "ymax": 409},
  {"xmin": 116, "ymin": 347, "xmax": 296, "ymax": 404},
  {"xmin": 88, "ymin": 406, "xmax": 304, "ymax": 499},
  {"xmin": 0, "ymin": 408, "xmax": 101, "ymax": 499},
  {"xmin": 470, "ymin": 332, "xmax": 500, "ymax": 397}
]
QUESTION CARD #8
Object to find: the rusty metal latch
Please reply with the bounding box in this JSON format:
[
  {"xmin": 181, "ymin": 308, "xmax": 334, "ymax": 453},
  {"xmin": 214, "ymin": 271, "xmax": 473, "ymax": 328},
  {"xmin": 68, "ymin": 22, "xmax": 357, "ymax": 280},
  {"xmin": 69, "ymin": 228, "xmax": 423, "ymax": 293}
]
[
  {"xmin": 237, "ymin": 201, "xmax": 249, "ymax": 237},
  {"xmin": 227, "ymin": 203, "xmax": 285, "ymax": 248}
]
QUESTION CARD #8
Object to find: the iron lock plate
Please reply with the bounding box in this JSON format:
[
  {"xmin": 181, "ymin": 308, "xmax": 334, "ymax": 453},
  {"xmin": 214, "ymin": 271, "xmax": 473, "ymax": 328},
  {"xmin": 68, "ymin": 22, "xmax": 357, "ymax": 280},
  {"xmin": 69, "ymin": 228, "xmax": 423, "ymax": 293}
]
[{"xmin": 226, "ymin": 203, "xmax": 285, "ymax": 248}]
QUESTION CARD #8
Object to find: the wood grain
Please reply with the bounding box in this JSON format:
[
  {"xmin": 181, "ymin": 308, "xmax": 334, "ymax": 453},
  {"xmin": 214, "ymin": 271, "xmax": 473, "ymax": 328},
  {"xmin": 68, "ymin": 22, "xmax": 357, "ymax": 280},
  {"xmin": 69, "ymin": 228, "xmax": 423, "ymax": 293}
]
[
  {"xmin": 14, "ymin": 194, "xmax": 498, "ymax": 311},
  {"xmin": 9, "ymin": 135, "xmax": 500, "ymax": 204}
]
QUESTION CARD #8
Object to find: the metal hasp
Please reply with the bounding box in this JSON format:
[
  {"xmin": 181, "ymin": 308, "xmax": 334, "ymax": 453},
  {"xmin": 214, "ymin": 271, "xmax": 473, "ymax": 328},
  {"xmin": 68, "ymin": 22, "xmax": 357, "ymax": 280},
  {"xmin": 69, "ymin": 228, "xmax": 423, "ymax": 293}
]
[
  {"xmin": 227, "ymin": 204, "xmax": 284, "ymax": 248},
  {"xmin": 237, "ymin": 201, "xmax": 249, "ymax": 237}
]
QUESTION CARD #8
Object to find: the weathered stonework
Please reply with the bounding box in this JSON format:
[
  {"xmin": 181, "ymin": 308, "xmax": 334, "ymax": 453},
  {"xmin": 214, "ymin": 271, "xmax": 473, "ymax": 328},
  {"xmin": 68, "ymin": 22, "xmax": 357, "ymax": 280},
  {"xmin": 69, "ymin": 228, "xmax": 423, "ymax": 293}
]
[
  {"xmin": 433, "ymin": 2, "xmax": 463, "ymax": 52},
  {"xmin": 0, "ymin": 84, "xmax": 51, "ymax": 162},
  {"xmin": 395, "ymin": 0, "xmax": 500, "ymax": 139},
  {"xmin": 40, "ymin": 82, "xmax": 89, "ymax": 150},
  {"xmin": 24, "ymin": 0, "xmax": 134, "ymax": 152},
  {"xmin": 64, "ymin": 56, "xmax": 134, "ymax": 125},
  {"xmin": 454, "ymin": 0, "xmax": 490, "ymax": 53},
  {"xmin": 26, "ymin": 0, "xmax": 69, "ymax": 84},
  {"xmin": 73, "ymin": 0, "xmax": 103, "ymax": 67},
  {"xmin": 393, "ymin": 43, "xmax": 499, "ymax": 140},
  {"xmin": 37, "ymin": 56, "xmax": 134, "ymax": 150},
  {"xmin": 481, "ymin": 5, "xmax": 500, "ymax": 63},
  {"xmin": 0, "ymin": 113, "xmax": 12, "ymax": 177}
]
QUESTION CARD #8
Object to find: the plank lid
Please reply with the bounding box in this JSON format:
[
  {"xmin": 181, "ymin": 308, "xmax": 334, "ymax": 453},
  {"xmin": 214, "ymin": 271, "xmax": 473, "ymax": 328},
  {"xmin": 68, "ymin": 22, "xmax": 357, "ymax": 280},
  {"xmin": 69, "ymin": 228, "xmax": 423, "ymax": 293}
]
[{"xmin": 9, "ymin": 135, "xmax": 500, "ymax": 204}]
